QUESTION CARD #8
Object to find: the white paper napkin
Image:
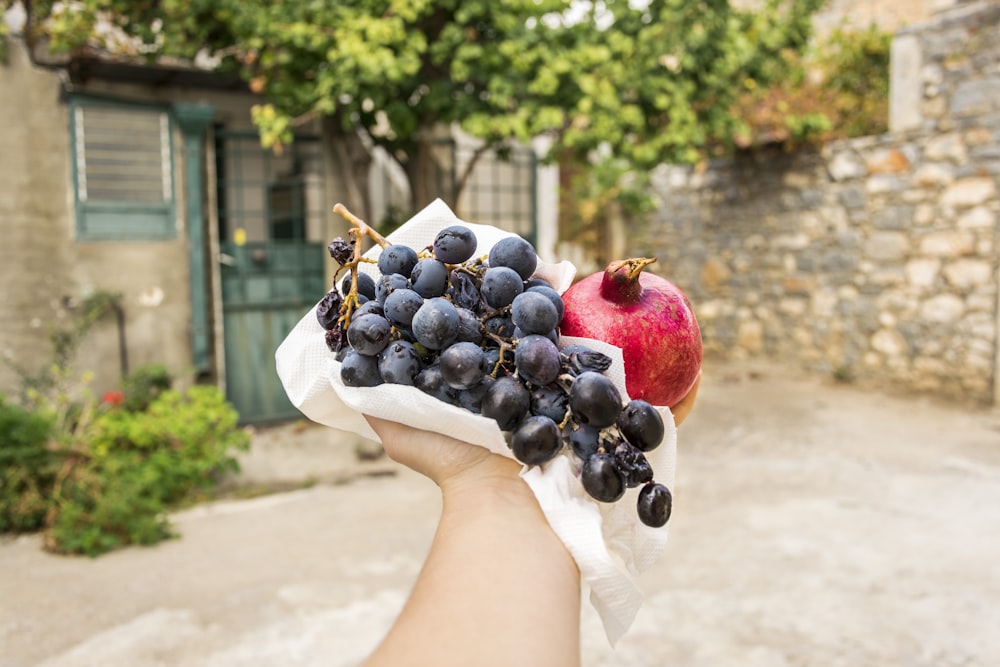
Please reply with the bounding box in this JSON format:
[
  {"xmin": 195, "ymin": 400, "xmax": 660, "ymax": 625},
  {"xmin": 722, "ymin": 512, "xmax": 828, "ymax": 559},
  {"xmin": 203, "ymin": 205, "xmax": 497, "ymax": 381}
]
[{"xmin": 275, "ymin": 199, "xmax": 677, "ymax": 644}]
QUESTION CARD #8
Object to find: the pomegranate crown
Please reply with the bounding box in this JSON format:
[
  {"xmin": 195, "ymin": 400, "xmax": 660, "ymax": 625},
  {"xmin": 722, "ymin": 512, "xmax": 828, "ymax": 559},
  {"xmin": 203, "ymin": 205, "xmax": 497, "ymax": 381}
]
[{"xmin": 600, "ymin": 257, "xmax": 656, "ymax": 303}]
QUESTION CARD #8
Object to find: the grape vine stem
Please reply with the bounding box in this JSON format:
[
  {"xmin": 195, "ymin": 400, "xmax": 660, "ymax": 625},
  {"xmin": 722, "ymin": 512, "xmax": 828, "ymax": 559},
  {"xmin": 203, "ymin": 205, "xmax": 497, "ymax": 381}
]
[{"xmin": 332, "ymin": 203, "xmax": 391, "ymax": 328}]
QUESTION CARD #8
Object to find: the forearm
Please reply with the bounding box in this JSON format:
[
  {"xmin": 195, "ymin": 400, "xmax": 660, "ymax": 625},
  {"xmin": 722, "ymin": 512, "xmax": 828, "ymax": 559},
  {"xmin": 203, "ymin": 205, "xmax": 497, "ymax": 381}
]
[{"xmin": 363, "ymin": 474, "xmax": 582, "ymax": 667}]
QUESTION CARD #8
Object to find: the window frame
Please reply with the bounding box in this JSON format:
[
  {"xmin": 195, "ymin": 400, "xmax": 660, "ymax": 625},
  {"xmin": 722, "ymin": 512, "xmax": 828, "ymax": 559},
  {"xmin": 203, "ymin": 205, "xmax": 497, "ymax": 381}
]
[{"xmin": 69, "ymin": 96, "xmax": 178, "ymax": 242}]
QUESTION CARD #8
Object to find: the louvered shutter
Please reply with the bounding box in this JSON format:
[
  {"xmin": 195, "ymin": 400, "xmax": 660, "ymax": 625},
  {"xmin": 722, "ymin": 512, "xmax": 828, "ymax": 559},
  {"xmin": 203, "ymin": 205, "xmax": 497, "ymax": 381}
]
[{"xmin": 72, "ymin": 102, "xmax": 176, "ymax": 241}]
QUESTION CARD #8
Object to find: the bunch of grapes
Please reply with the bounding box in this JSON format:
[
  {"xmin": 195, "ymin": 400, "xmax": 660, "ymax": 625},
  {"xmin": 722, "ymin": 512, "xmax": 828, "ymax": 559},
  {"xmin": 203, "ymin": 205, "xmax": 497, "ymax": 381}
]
[{"xmin": 317, "ymin": 206, "xmax": 672, "ymax": 528}]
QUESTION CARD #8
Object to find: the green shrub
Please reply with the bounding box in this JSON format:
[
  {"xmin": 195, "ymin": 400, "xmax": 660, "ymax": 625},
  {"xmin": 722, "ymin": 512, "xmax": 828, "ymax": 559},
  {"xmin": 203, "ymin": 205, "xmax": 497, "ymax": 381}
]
[
  {"xmin": 45, "ymin": 385, "xmax": 250, "ymax": 556},
  {"xmin": 120, "ymin": 364, "xmax": 172, "ymax": 412},
  {"xmin": 0, "ymin": 395, "xmax": 57, "ymax": 533}
]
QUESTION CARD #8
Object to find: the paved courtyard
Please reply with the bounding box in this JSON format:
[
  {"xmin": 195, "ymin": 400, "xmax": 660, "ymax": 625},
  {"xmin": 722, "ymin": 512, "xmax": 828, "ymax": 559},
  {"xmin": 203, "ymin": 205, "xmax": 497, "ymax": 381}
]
[{"xmin": 2, "ymin": 361, "xmax": 999, "ymax": 667}]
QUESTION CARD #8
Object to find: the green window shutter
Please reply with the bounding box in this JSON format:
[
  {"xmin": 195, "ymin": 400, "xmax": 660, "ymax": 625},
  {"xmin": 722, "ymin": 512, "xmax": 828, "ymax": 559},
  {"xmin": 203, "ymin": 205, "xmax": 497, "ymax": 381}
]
[{"xmin": 71, "ymin": 100, "xmax": 177, "ymax": 241}]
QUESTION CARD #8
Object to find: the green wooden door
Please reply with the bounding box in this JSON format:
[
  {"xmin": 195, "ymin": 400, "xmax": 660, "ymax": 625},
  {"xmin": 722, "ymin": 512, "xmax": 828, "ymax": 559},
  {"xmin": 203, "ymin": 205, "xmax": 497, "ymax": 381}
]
[
  {"xmin": 220, "ymin": 241, "xmax": 325, "ymax": 423},
  {"xmin": 216, "ymin": 130, "xmax": 326, "ymax": 423}
]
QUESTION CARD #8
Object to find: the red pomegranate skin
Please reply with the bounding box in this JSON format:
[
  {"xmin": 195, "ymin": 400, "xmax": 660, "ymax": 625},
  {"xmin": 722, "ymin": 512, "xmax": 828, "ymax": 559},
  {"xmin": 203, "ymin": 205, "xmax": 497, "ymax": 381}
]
[{"xmin": 560, "ymin": 258, "xmax": 702, "ymax": 408}]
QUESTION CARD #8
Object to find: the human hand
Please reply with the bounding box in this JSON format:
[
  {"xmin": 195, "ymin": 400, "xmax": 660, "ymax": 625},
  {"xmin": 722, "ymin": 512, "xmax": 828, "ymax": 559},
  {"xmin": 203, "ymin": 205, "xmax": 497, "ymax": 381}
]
[
  {"xmin": 671, "ymin": 369, "xmax": 702, "ymax": 427},
  {"xmin": 364, "ymin": 415, "xmax": 525, "ymax": 497}
]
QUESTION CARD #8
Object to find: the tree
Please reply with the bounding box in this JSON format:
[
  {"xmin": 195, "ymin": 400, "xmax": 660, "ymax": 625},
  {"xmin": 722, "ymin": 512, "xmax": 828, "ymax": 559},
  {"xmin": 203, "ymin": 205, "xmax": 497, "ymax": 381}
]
[{"xmin": 8, "ymin": 0, "xmax": 823, "ymax": 220}]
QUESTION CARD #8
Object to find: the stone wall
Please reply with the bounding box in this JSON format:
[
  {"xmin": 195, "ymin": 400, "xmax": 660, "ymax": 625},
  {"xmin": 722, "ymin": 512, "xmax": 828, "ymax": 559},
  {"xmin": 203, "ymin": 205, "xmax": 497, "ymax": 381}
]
[{"xmin": 642, "ymin": 2, "xmax": 1000, "ymax": 405}]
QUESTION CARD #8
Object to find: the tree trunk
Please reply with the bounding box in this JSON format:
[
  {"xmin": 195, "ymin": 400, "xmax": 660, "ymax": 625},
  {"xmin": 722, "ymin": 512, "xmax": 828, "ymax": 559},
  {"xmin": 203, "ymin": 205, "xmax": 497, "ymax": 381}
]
[{"xmin": 321, "ymin": 113, "xmax": 372, "ymax": 219}]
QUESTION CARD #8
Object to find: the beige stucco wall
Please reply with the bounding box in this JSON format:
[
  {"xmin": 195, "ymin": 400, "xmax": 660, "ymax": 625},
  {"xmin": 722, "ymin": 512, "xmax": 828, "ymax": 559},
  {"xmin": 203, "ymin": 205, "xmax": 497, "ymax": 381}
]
[{"xmin": 0, "ymin": 40, "xmax": 194, "ymax": 398}]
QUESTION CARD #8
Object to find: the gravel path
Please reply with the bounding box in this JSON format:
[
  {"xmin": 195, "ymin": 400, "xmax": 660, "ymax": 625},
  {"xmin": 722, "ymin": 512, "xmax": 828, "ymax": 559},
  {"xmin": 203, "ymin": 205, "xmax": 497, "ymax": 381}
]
[{"xmin": 2, "ymin": 361, "xmax": 998, "ymax": 667}]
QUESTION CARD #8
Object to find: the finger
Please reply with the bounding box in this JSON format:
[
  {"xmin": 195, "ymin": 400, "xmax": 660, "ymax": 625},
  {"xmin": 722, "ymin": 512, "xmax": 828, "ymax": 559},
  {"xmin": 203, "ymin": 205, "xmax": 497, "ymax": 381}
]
[{"xmin": 671, "ymin": 370, "xmax": 702, "ymax": 427}]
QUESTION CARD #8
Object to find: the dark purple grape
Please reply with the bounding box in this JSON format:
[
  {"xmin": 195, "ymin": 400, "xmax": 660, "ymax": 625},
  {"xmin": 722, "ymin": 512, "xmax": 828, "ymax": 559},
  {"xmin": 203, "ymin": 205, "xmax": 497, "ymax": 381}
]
[
  {"xmin": 383, "ymin": 288, "xmax": 425, "ymax": 328},
  {"xmin": 447, "ymin": 270, "xmax": 483, "ymax": 311},
  {"xmin": 526, "ymin": 285, "xmax": 564, "ymax": 322},
  {"xmin": 618, "ymin": 399, "xmax": 665, "ymax": 452},
  {"xmin": 341, "ymin": 272, "xmax": 377, "ymax": 301},
  {"xmin": 637, "ymin": 483, "xmax": 672, "ymax": 527},
  {"xmin": 561, "ymin": 345, "xmax": 613, "ymax": 374},
  {"xmin": 415, "ymin": 364, "xmax": 459, "ymax": 404},
  {"xmin": 377, "ymin": 244, "xmax": 419, "ymax": 277},
  {"xmin": 324, "ymin": 327, "xmax": 345, "ymax": 353},
  {"xmin": 511, "ymin": 291, "xmax": 560, "ymax": 336},
  {"xmin": 481, "ymin": 266, "xmax": 524, "ymax": 309},
  {"xmin": 375, "ymin": 273, "xmax": 409, "ymax": 305},
  {"xmin": 565, "ymin": 423, "xmax": 601, "ymax": 460},
  {"xmin": 327, "ymin": 237, "xmax": 355, "ymax": 264},
  {"xmin": 410, "ymin": 258, "xmax": 450, "ymax": 298},
  {"xmin": 455, "ymin": 307, "xmax": 483, "ymax": 345},
  {"xmin": 488, "ymin": 236, "xmax": 537, "ymax": 280},
  {"xmin": 411, "ymin": 298, "xmax": 459, "ymax": 350},
  {"xmin": 514, "ymin": 326, "xmax": 558, "ymax": 345},
  {"xmin": 568, "ymin": 371, "xmax": 622, "ymax": 428},
  {"xmin": 346, "ymin": 314, "xmax": 392, "ymax": 356},
  {"xmin": 613, "ymin": 440, "xmax": 654, "ymax": 488},
  {"xmin": 439, "ymin": 342, "xmax": 486, "ymax": 390},
  {"xmin": 530, "ymin": 384, "xmax": 568, "ymax": 422},
  {"xmin": 514, "ymin": 334, "xmax": 561, "ymax": 387},
  {"xmin": 316, "ymin": 290, "xmax": 343, "ymax": 330},
  {"xmin": 481, "ymin": 376, "xmax": 530, "ymax": 431},
  {"xmin": 509, "ymin": 415, "xmax": 562, "ymax": 465},
  {"xmin": 483, "ymin": 314, "xmax": 516, "ymax": 341},
  {"xmin": 433, "ymin": 225, "xmax": 478, "ymax": 264},
  {"xmin": 581, "ymin": 453, "xmax": 626, "ymax": 503},
  {"xmin": 355, "ymin": 300, "xmax": 385, "ymax": 319},
  {"xmin": 457, "ymin": 375, "xmax": 494, "ymax": 414},
  {"xmin": 378, "ymin": 340, "xmax": 422, "ymax": 385},
  {"xmin": 340, "ymin": 349, "xmax": 383, "ymax": 387}
]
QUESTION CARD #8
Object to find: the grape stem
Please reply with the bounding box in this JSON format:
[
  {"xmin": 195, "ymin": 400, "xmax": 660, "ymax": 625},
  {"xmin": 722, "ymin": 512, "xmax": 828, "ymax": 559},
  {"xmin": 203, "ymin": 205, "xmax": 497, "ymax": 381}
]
[{"xmin": 332, "ymin": 203, "xmax": 392, "ymax": 328}]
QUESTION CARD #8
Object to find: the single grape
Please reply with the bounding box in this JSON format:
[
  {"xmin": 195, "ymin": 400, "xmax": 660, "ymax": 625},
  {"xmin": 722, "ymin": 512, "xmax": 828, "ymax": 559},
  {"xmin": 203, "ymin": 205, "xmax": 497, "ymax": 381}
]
[
  {"xmin": 481, "ymin": 266, "xmax": 524, "ymax": 309},
  {"xmin": 455, "ymin": 307, "xmax": 483, "ymax": 345},
  {"xmin": 327, "ymin": 237, "xmax": 354, "ymax": 264},
  {"xmin": 514, "ymin": 334, "xmax": 561, "ymax": 387},
  {"xmin": 383, "ymin": 288, "xmax": 425, "ymax": 328},
  {"xmin": 447, "ymin": 270, "xmax": 483, "ymax": 311},
  {"xmin": 511, "ymin": 291, "xmax": 560, "ymax": 336},
  {"xmin": 568, "ymin": 371, "xmax": 622, "ymax": 428},
  {"xmin": 565, "ymin": 423, "xmax": 601, "ymax": 460},
  {"xmin": 481, "ymin": 376, "xmax": 531, "ymax": 431},
  {"xmin": 580, "ymin": 453, "xmax": 626, "ymax": 503},
  {"xmin": 530, "ymin": 384, "xmax": 568, "ymax": 423},
  {"xmin": 325, "ymin": 327, "xmax": 345, "ymax": 353},
  {"xmin": 378, "ymin": 340, "xmax": 422, "ymax": 385},
  {"xmin": 415, "ymin": 364, "xmax": 458, "ymax": 404},
  {"xmin": 617, "ymin": 399, "xmax": 665, "ymax": 452},
  {"xmin": 375, "ymin": 273, "xmax": 409, "ymax": 305},
  {"xmin": 342, "ymin": 272, "xmax": 377, "ymax": 301},
  {"xmin": 355, "ymin": 300, "xmax": 385, "ymax": 319},
  {"xmin": 439, "ymin": 341, "xmax": 486, "ymax": 390},
  {"xmin": 346, "ymin": 314, "xmax": 392, "ymax": 356},
  {"xmin": 637, "ymin": 483, "xmax": 672, "ymax": 528},
  {"xmin": 488, "ymin": 236, "xmax": 537, "ymax": 280},
  {"xmin": 457, "ymin": 375, "xmax": 494, "ymax": 414},
  {"xmin": 377, "ymin": 244, "xmax": 419, "ymax": 278},
  {"xmin": 410, "ymin": 258, "xmax": 450, "ymax": 298},
  {"xmin": 526, "ymin": 285, "xmax": 564, "ymax": 322},
  {"xmin": 509, "ymin": 415, "xmax": 562, "ymax": 465},
  {"xmin": 433, "ymin": 225, "xmax": 478, "ymax": 264},
  {"xmin": 483, "ymin": 314, "xmax": 516, "ymax": 341},
  {"xmin": 316, "ymin": 290, "xmax": 343, "ymax": 330},
  {"xmin": 613, "ymin": 439, "xmax": 654, "ymax": 488},
  {"xmin": 411, "ymin": 298, "xmax": 460, "ymax": 350},
  {"xmin": 561, "ymin": 345, "xmax": 613, "ymax": 374},
  {"xmin": 340, "ymin": 349, "xmax": 383, "ymax": 387}
]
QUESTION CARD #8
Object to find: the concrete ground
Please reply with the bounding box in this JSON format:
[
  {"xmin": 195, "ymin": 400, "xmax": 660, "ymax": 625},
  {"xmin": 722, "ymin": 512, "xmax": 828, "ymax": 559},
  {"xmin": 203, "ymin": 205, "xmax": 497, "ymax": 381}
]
[{"xmin": 2, "ymin": 361, "xmax": 999, "ymax": 667}]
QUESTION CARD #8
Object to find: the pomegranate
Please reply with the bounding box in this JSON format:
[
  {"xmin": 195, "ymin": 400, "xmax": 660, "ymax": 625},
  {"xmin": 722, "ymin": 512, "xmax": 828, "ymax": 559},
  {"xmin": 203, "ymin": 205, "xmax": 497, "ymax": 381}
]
[{"xmin": 560, "ymin": 257, "xmax": 702, "ymax": 408}]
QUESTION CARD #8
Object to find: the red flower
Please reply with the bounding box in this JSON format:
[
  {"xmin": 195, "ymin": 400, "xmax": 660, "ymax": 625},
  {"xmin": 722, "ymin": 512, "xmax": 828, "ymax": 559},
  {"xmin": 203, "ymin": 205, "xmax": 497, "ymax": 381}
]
[{"xmin": 102, "ymin": 390, "xmax": 125, "ymax": 406}]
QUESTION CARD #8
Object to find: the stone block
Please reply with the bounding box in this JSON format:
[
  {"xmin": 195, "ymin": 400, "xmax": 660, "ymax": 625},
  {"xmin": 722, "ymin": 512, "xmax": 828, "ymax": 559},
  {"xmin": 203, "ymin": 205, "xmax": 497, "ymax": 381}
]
[
  {"xmin": 890, "ymin": 34, "xmax": 924, "ymax": 132},
  {"xmin": 736, "ymin": 320, "xmax": 764, "ymax": 353},
  {"xmin": 919, "ymin": 293, "xmax": 965, "ymax": 322},
  {"xmin": 924, "ymin": 133, "xmax": 967, "ymax": 163},
  {"xmin": 957, "ymin": 206, "xmax": 995, "ymax": 228},
  {"xmin": 872, "ymin": 328, "xmax": 909, "ymax": 357},
  {"xmin": 828, "ymin": 151, "xmax": 866, "ymax": 181},
  {"xmin": 906, "ymin": 258, "xmax": 941, "ymax": 287},
  {"xmin": 951, "ymin": 77, "xmax": 1000, "ymax": 117},
  {"xmin": 943, "ymin": 258, "xmax": 993, "ymax": 289},
  {"xmin": 700, "ymin": 258, "xmax": 732, "ymax": 292},
  {"xmin": 839, "ymin": 185, "xmax": 867, "ymax": 209},
  {"xmin": 919, "ymin": 230, "xmax": 976, "ymax": 256},
  {"xmin": 864, "ymin": 149, "xmax": 911, "ymax": 174},
  {"xmin": 865, "ymin": 232, "xmax": 909, "ymax": 261},
  {"xmin": 940, "ymin": 177, "xmax": 997, "ymax": 207},
  {"xmin": 873, "ymin": 206, "xmax": 914, "ymax": 230},
  {"xmin": 913, "ymin": 163, "xmax": 955, "ymax": 187}
]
